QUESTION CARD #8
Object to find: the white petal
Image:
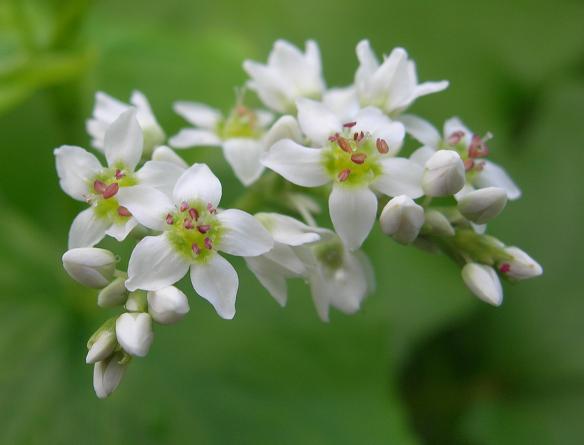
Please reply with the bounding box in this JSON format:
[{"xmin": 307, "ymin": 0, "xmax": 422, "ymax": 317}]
[
  {"xmin": 263, "ymin": 115, "xmax": 303, "ymax": 148},
  {"xmin": 379, "ymin": 195, "xmax": 425, "ymax": 244},
  {"xmin": 410, "ymin": 145, "xmax": 436, "ymax": 167},
  {"xmin": 255, "ymin": 212, "xmax": 321, "ymax": 246},
  {"xmin": 116, "ymin": 185, "xmax": 173, "ymax": 231},
  {"xmin": 169, "ymin": 128, "xmax": 222, "ymax": 148},
  {"xmin": 62, "ymin": 247, "xmax": 116, "ymax": 288},
  {"xmin": 68, "ymin": 208, "xmax": 109, "ymax": 249},
  {"xmin": 87, "ymin": 91, "xmax": 129, "ymax": 150},
  {"xmin": 296, "ymin": 97, "xmax": 341, "ymax": 145},
  {"xmin": 245, "ymin": 256, "xmax": 288, "ymax": 306},
  {"xmin": 222, "ymin": 139, "xmax": 265, "ymax": 186},
  {"xmin": 457, "ymin": 187, "xmax": 508, "ymax": 224},
  {"xmin": 173, "ymin": 101, "xmax": 222, "ymax": 129},
  {"xmin": 86, "ymin": 330, "xmax": 117, "ymax": 364},
  {"xmin": 130, "ymin": 90, "xmax": 158, "ymax": 126},
  {"xmin": 54, "ymin": 145, "xmax": 102, "ymax": 201},
  {"xmin": 398, "ymin": 114, "xmax": 441, "ymax": 146},
  {"xmin": 136, "ymin": 160, "xmax": 186, "ymax": 196},
  {"xmin": 256, "ymin": 110, "xmax": 275, "ymax": 128},
  {"xmin": 461, "ymin": 263, "xmax": 503, "ymax": 306},
  {"xmin": 217, "ymin": 209, "xmax": 273, "ymax": 256},
  {"xmin": 422, "ymin": 150, "xmax": 465, "ymax": 197},
  {"xmin": 263, "ymin": 242, "xmax": 306, "ymax": 275},
  {"xmin": 412, "ymin": 80, "xmax": 450, "ymax": 100},
  {"xmin": 125, "ymin": 234, "xmax": 189, "ymax": 291},
  {"xmin": 473, "ymin": 160, "xmax": 521, "ymax": 200},
  {"xmin": 243, "ymin": 61, "xmax": 291, "ymax": 113},
  {"xmin": 372, "ymin": 157, "xmax": 424, "ymax": 198},
  {"xmin": 105, "ymin": 217, "xmax": 138, "ymax": 242},
  {"xmin": 172, "ymin": 163, "xmax": 222, "ymax": 207},
  {"xmin": 104, "ymin": 109, "xmax": 143, "ymax": 170},
  {"xmin": 116, "ymin": 312, "xmax": 154, "ymax": 357},
  {"xmin": 147, "ymin": 286, "xmax": 190, "ymax": 324},
  {"xmin": 443, "ymin": 117, "xmax": 473, "ymax": 146},
  {"xmin": 322, "ymin": 86, "xmax": 360, "ymax": 122},
  {"xmin": 152, "ymin": 145, "xmax": 188, "ymax": 168},
  {"xmin": 329, "ymin": 185, "xmax": 377, "ymax": 250},
  {"xmin": 262, "ymin": 139, "xmax": 328, "ymax": 187},
  {"xmin": 190, "ymin": 254, "xmax": 238, "ymax": 319},
  {"xmin": 93, "ymin": 353, "xmax": 127, "ymax": 399}
]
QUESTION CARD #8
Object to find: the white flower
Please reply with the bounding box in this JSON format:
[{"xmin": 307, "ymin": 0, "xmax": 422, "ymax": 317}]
[
  {"xmin": 498, "ymin": 246, "xmax": 543, "ymax": 280},
  {"xmin": 403, "ymin": 115, "xmax": 521, "ymax": 200},
  {"xmin": 262, "ymin": 99, "xmax": 422, "ymax": 250},
  {"xmin": 117, "ymin": 164, "xmax": 273, "ymax": 319},
  {"xmin": 86, "ymin": 90, "xmax": 165, "ymax": 155},
  {"xmin": 243, "ymin": 39, "xmax": 325, "ymax": 113},
  {"xmin": 354, "ymin": 40, "xmax": 449, "ymax": 115},
  {"xmin": 62, "ymin": 247, "xmax": 116, "ymax": 288},
  {"xmin": 86, "ymin": 328, "xmax": 117, "ymax": 364},
  {"xmin": 147, "ymin": 286, "xmax": 190, "ymax": 324},
  {"xmin": 461, "ymin": 263, "xmax": 503, "ymax": 306},
  {"xmin": 115, "ymin": 312, "xmax": 154, "ymax": 357},
  {"xmin": 93, "ymin": 352, "xmax": 127, "ymax": 399},
  {"xmin": 245, "ymin": 213, "xmax": 326, "ymax": 306},
  {"xmin": 170, "ymin": 102, "xmax": 304, "ymax": 186},
  {"xmin": 457, "ymin": 187, "xmax": 507, "ymax": 224},
  {"xmin": 55, "ymin": 109, "xmax": 185, "ymax": 248},
  {"xmin": 152, "ymin": 145, "xmax": 188, "ymax": 168},
  {"xmin": 379, "ymin": 195, "xmax": 425, "ymax": 244},
  {"xmin": 422, "ymin": 150, "xmax": 466, "ymax": 197}
]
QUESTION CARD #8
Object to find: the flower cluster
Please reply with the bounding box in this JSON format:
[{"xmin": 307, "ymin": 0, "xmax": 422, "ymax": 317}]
[{"xmin": 55, "ymin": 39, "xmax": 542, "ymax": 398}]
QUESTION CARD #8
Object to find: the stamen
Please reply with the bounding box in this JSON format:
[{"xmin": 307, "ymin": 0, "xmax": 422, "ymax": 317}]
[
  {"xmin": 376, "ymin": 138, "xmax": 389, "ymax": 154},
  {"xmin": 184, "ymin": 219, "xmax": 194, "ymax": 230},
  {"xmin": 204, "ymin": 237, "xmax": 213, "ymax": 249},
  {"xmin": 93, "ymin": 180, "xmax": 107, "ymax": 194},
  {"xmin": 343, "ymin": 121, "xmax": 357, "ymax": 128},
  {"xmin": 338, "ymin": 168, "xmax": 351, "ymax": 182},
  {"xmin": 351, "ymin": 153, "xmax": 367, "ymax": 164},
  {"xmin": 464, "ymin": 159, "xmax": 475, "ymax": 171},
  {"xmin": 166, "ymin": 214, "xmax": 174, "ymax": 225},
  {"xmin": 207, "ymin": 203, "xmax": 217, "ymax": 214},
  {"xmin": 447, "ymin": 131, "xmax": 465, "ymax": 145},
  {"xmin": 336, "ymin": 137, "xmax": 352, "ymax": 153},
  {"xmin": 102, "ymin": 183, "xmax": 119, "ymax": 199},
  {"xmin": 328, "ymin": 133, "xmax": 339, "ymax": 142},
  {"xmin": 189, "ymin": 208, "xmax": 199, "ymax": 220},
  {"xmin": 197, "ymin": 224, "xmax": 211, "ymax": 234},
  {"xmin": 353, "ymin": 132, "xmax": 359, "ymax": 141},
  {"xmin": 357, "ymin": 131, "xmax": 365, "ymax": 142},
  {"xmin": 499, "ymin": 263, "xmax": 511, "ymax": 274},
  {"xmin": 117, "ymin": 206, "xmax": 131, "ymax": 217},
  {"xmin": 468, "ymin": 134, "xmax": 489, "ymax": 158},
  {"xmin": 180, "ymin": 201, "xmax": 189, "ymax": 212},
  {"xmin": 115, "ymin": 169, "xmax": 125, "ymax": 180},
  {"xmin": 192, "ymin": 243, "xmax": 201, "ymax": 255}
]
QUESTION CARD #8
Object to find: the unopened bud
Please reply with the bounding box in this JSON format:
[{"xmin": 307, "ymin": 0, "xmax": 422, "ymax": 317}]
[
  {"xmin": 458, "ymin": 187, "xmax": 507, "ymax": 224},
  {"xmin": 115, "ymin": 312, "xmax": 154, "ymax": 357},
  {"xmin": 97, "ymin": 275, "xmax": 128, "ymax": 308},
  {"xmin": 86, "ymin": 320, "xmax": 117, "ymax": 364},
  {"xmin": 461, "ymin": 263, "xmax": 503, "ymax": 306},
  {"xmin": 379, "ymin": 195, "xmax": 424, "ymax": 244},
  {"xmin": 423, "ymin": 209, "xmax": 455, "ymax": 236},
  {"xmin": 125, "ymin": 291, "xmax": 148, "ymax": 312},
  {"xmin": 93, "ymin": 352, "xmax": 128, "ymax": 399},
  {"xmin": 422, "ymin": 150, "xmax": 465, "ymax": 197},
  {"xmin": 62, "ymin": 248, "xmax": 116, "ymax": 288},
  {"xmin": 498, "ymin": 246, "xmax": 543, "ymax": 280},
  {"xmin": 147, "ymin": 286, "xmax": 190, "ymax": 325}
]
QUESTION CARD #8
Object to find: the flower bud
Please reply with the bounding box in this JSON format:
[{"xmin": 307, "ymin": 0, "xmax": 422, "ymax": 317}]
[
  {"xmin": 125, "ymin": 291, "xmax": 148, "ymax": 312},
  {"xmin": 62, "ymin": 248, "xmax": 116, "ymax": 288},
  {"xmin": 498, "ymin": 246, "xmax": 543, "ymax": 280},
  {"xmin": 97, "ymin": 275, "xmax": 128, "ymax": 308},
  {"xmin": 86, "ymin": 327, "xmax": 117, "ymax": 364},
  {"xmin": 423, "ymin": 209, "xmax": 455, "ymax": 236},
  {"xmin": 147, "ymin": 286, "xmax": 190, "ymax": 325},
  {"xmin": 93, "ymin": 352, "xmax": 128, "ymax": 399},
  {"xmin": 461, "ymin": 263, "xmax": 503, "ymax": 306},
  {"xmin": 422, "ymin": 150, "xmax": 465, "ymax": 197},
  {"xmin": 457, "ymin": 187, "xmax": 507, "ymax": 224},
  {"xmin": 379, "ymin": 195, "xmax": 424, "ymax": 244},
  {"xmin": 115, "ymin": 313, "xmax": 154, "ymax": 357}
]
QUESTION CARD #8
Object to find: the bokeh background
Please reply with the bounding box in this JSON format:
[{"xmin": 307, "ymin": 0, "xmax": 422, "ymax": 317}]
[{"xmin": 1, "ymin": 0, "xmax": 583, "ymax": 443}]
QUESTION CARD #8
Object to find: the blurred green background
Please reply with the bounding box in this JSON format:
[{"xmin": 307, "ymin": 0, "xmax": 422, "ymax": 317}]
[{"xmin": 1, "ymin": 0, "xmax": 583, "ymax": 443}]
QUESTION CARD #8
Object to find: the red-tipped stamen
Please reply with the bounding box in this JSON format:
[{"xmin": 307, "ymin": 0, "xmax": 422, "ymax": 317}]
[
  {"xmin": 180, "ymin": 201, "xmax": 189, "ymax": 212},
  {"xmin": 204, "ymin": 237, "xmax": 213, "ymax": 249},
  {"xmin": 464, "ymin": 159, "xmax": 475, "ymax": 171},
  {"xmin": 207, "ymin": 203, "xmax": 217, "ymax": 214},
  {"xmin": 338, "ymin": 168, "xmax": 351, "ymax": 182},
  {"xmin": 197, "ymin": 224, "xmax": 211, "ymax": 234},
  {"xmin": 447, "ymin": 131, "xmax": 465, "ymax": 145},
  {"xmin": 343, "ymin": 121, "xmax": 357, "ymax": 128},
  {"xmin": 94, "ymin": 180, "xmax": 107, "ymax": 194},
  {"xmin": 499, "ymin": 263, "xmax": 511, "ymax": 274},
  {"xmin": 468, "ymin": 134, "xmax": 489, "ymax": 158},
  {"xmin": 192, "ymin": 243, "xmax": 201, "ymax": 255},
  {"xmin": 357, "ymin": 131, "xmax": 365, "ymax": 142},
  {"xmin": 184, "ymin": 219, "xmax": 194, "ymax": 230},
  {"xmin": 376, "ymin": 138, "xmax": 389, "ymax": 154},
  {"xmin": 328, "ymin": 133, "xmax": 339, "ymax": 142},
  {"xmin": 166, "ymin": 214, "xmax": 174, "ymax": 225},
  {"xmin": 351, "ymin": 153, "xmax": 367, "ymax": 164},
  {"xmin": 336, "ymin": 137, "xmax": 352, "ymax": 153},
  {"xmin": 115, "ymin": 169, "xmax": 125, "ymax": 180},
  {"xmin": 189, "ymin": 208, "xmax": 199, "ymax": 220},
  {"xmin": 102, "ymin": 183, "xmax": 119, "ymax": 199},
  {"xmin": 117, "ymin": 206, "xmax": 131, "ymax": 217}
]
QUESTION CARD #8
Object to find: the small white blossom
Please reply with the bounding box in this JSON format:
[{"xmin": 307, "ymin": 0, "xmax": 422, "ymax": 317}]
[
  {"xmin": 55, "ymin": 109, "xmax": 185, "ymax": 248},
  {"xmin": 403, "ymin": 115, "xmax": 521, "ymax": 200},
  {"xmin": 422, "ymin": 150, "xmax": 466, "ymax": 197},
  {"xmin": 243, "ymin": 39, "xmax": 325, "ymax": 113},
  {"xmin": 93, "ymin": 352, "xmax": 127, "ymax": 399},
  {"xmin": 354, "ymin": 40, "xmax": 449, "ymax": 115},
  {"xmin": 117, "ymin": 164, "xmax": 273, "ymax": 319},
  {"xmin": 461, "ymin": 263, "xmax": 503, "ymax": 306},
  {"xmin": 147, "ymin": 286, "xmax": 190, "ymax": 324},
  {"xmin": 498, "ymin": 246, "xmax": 543, "ymax": 280},
  {"xmin": 62, "ymin": 247, "xmax": 116, "ymax": 288},
  {"xmin": 379, "ymin": 195, "xmax": 425, "ymax": 244},
  {"xmin": 87, "ymin": 90, "xmax": 165, "ymax": 155},
  {"xmin": 86, "ymin": 329, "xmax": 117, "ymax": 364},
  {"xmin": 263, "ymin": 99, "xmax": 422, "ymax": 250},
  {"xmin": 457, "ymin": 187, "xmax": 507, "ymax": 224},
  {"xmin": 115, "ymin": 312, "xmax": 154, "ymax": 357}
]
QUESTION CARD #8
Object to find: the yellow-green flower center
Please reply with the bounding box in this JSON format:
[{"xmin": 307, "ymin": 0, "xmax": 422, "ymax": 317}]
[
  {"xmin": 90, "ymin": 163, "xmax": 138, "ymax": 224},
  {"xmin": 217, "ymin": 106, "xmax": 262, "ymax": 139}
]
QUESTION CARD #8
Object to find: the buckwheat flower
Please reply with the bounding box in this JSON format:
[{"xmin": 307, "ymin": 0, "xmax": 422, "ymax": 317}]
[
  {"xmin": 457, "ymin": 187, "xmax": 508, "ymax": 224},
  {"xmin": 461, "ymin": 262, "xmax": 503, "ymax": 306},
  {"xmin": 245, "ymin": 213, "xmax": 326, "ymax": 306},
  {"xmin": 171, "ymin": 102, "xmax": 301, "ymax": 185},
  {"xmin": 93, "ymin": 352, "xmax": 128, "ymax": 399},
  {"xmin": 86, "ymin": 327, "xmax": 117, "ymax": 364},
  {"xmin": 262, "ymin": 99, "xmax": 422, "ymax": 250},
  {"xmin": 62, "ymin": 247, "xmax": 116, "ymax": 288},
  {"xmin": 147, "ymin": 286, "xmax": 190, "ymax": 324},
  {"xmin": 55, "ymin": 109, "xmax": 185, "ymax": 248},
  {"xmin": 497, "ymin": 246, "xmax": 543, "ymax": 280},
  {"xmin": 116, "ymin": 312, "xmax": 154, "ymax": 357},
  {"xmin": 87, "ymin": 90, "xmax": 165, "ymax": 156},
  {"xmin": 379, "ymin": 195, "xmax": 425, "ymax": 244},
  {"xmin": 243, "ymin": 39, "xmax": 325, "ymax": 113},
  {"xmin": 117, "ymin": 164, "xmax": 273, "ymax": 319},
  {"xmin": 354, "ymin": 40, "xmax": 449, "ymax": 116},
  {"xmin": 402, "ymin": 115, "xmax": 521, "ymax": 200},
  {"xmin": 422, "ymin": 150, "xmax": 466, "ymax": 197}
]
